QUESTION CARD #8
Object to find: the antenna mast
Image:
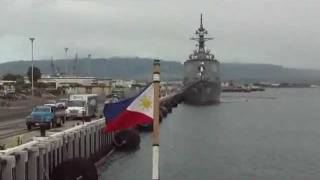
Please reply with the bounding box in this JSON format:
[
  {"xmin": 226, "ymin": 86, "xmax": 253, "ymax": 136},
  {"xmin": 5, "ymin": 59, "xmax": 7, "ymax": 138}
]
[{"xmin": 190, "ymin": 14, "xmax": 213, "ymax": 53}]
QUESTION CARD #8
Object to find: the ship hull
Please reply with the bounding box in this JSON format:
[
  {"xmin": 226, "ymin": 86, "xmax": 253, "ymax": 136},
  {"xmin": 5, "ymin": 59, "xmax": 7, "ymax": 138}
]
[{"xmin": 183, "ymin": 80, "xmax": 221, "ymax": 105}]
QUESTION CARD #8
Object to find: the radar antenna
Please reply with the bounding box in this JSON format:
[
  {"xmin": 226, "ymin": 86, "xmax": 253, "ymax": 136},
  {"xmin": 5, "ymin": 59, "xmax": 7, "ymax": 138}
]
[
  {"xmin": 200, "ymin": 14, "xmax": 203, "ymax": 29},
  {"xmin": 190, "ymin": 14, "xmax": 213, "ymax": 53}
]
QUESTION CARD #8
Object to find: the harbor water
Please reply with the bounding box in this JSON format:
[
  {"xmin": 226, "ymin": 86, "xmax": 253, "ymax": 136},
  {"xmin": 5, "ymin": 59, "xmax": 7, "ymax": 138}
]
[{"xmin": 99, "ymin": 88, "xmax": 320, "ymax": 180}]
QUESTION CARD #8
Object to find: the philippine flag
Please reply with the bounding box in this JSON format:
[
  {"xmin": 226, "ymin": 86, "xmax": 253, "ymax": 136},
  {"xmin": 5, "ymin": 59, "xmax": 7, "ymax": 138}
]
[{"xmin": 104, "ymin": 84, "xmax": 154, "ymax": 132}]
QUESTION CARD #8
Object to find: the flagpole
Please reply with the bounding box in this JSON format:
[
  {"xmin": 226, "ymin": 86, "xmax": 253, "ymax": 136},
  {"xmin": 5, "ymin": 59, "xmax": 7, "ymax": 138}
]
[{"xmin": 152, "ymin": 59, "xmax": 161, "ymax": 180}]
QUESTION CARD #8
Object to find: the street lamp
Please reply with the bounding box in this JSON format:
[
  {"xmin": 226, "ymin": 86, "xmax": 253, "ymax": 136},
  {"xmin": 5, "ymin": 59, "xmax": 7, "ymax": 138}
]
[
  {"xmin": 64, "ymin": 47, "xmax": 69, "ymax": 76},
  {"xmin": 29, "ymin": 37, "xmax": 35, "ymax": 97}
]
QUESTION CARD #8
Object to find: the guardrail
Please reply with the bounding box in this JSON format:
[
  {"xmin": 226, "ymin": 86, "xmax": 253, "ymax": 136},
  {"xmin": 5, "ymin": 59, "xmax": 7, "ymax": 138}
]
[{"xmin": 0, "ymin": 118, "xmax": 114, "ymax": 180}]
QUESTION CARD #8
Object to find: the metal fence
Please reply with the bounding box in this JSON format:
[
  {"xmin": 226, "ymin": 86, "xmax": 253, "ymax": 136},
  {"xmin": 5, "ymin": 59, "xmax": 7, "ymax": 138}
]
[{"xmin": 0, "ymin": 118, "xmax": 114, "ymax": 180}]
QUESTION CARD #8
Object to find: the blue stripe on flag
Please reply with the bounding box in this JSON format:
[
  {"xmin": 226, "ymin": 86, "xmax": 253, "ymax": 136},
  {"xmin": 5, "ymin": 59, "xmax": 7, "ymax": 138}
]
[
  {"xmin": 103, "ymin": 96, "xmax": 136, "ymax": 121},
  {"xmin": 103, "ymin": 83, "xmax": 151, "ymax": 122}
]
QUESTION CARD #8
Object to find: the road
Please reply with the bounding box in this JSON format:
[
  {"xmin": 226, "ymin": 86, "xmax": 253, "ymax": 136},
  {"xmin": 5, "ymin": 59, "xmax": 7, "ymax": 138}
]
[
  {"xmin": 0, "ymin": 104, "xmax": 105, "ymax": 148},
  {"xmin": 0, "ymin": 118, "xmax": 85, "ymax": 147},
  {"xmin": 0, "ymin": 118, "xmax": 28, "ymax": 140}
]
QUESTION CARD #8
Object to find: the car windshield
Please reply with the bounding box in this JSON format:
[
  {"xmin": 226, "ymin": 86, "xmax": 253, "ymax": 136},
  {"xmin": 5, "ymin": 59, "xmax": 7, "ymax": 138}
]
[
  {"xmin": 34, "ymin": 107, "xmax": 50, "ymax": 112},
  {"xmin": 68, "ymin": 100, "xmax": 85, "ymax": 107},
  {"xmin": 48, "ymin": 100, "xmax": 56, "ymax": 104}
]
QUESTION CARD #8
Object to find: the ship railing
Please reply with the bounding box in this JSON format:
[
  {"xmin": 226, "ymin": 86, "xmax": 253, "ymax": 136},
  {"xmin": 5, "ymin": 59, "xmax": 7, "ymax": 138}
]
[{"xmin": 0, "ymin": 118, "xmax": 114, "ymax": 180}]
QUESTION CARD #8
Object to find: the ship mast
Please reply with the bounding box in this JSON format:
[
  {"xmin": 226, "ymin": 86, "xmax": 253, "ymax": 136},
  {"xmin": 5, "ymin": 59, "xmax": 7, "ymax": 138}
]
[{"xmin": 190, "ymin": 14, "xmax": 213, "ymax": 53}]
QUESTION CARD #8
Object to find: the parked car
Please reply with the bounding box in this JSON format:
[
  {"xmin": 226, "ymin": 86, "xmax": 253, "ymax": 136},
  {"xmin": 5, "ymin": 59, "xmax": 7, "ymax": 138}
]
[
  {"xmin": 56, "ymin": 98, "xmax": 68, "ymax": 109},
  {"xmin": 26, "ymin": 105, "xmax": 66, "ymax": 130},
  {"xmin": 44, "ymin": 99, "xmax": 67, "ymax": 109},
  {"xmin": 44, "ymin": 100, "xmax": 57, "ymax": 108}
]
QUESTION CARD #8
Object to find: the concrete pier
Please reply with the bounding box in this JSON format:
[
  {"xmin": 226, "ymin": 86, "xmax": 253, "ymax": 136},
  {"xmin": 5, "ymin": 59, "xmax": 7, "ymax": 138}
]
[
  {"xmin": 0, "ymin": 118, "xmax": 114, "ymax": 180},
  {"xmin": 0, "ymin": 88, "xmax": 183, "ymax": 179}
]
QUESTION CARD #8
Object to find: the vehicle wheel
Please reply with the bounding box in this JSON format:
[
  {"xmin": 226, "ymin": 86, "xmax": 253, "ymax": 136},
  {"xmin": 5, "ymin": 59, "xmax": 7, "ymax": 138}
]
[
  {"xmin": 53, "ymin": 120, "xmax": 57, "ymax": 128},
  {"xmin": 57, "ymin": 118, "xmax": 62, "ymax": 127},
  {"xmin": 49, "ymin": 122, "xmax": 52, "ymax": 129},
  {"xmin": 27, "ymin": 124, "xmax": 32, "ymax": 131},
  {"xmin": 50, "ymin": 120, "xmax": 57, "ymax": 129},
  {"xmin": 51, "ymin": 158, "xmax": 98, "ymax": 180}
]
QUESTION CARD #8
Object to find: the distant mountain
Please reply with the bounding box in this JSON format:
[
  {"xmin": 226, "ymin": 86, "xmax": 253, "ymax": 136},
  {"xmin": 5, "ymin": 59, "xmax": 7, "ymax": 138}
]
[
  {"xmin": 220, "ymin": 63, "xmax": 320, "ymax": 83},
  {"xmin": 0, "ymin": 57, "xmax": 183, "ymax": 80},
  {"xmin": 0, "ymin": 57, "xmax": 320, "ymax": 83}
]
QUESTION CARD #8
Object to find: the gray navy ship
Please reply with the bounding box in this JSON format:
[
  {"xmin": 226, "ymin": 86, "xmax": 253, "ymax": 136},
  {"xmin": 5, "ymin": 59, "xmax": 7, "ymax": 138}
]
[{"xmin": 183, "ymin": 14, "xmax": 221, "ymax": 105}]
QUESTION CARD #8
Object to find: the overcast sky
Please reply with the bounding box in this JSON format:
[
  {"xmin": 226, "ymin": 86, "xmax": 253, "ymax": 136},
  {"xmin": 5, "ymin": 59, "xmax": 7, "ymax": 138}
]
[{"xmin": 0, "ymin": 0, "xmax": 319, "ymax": 69}]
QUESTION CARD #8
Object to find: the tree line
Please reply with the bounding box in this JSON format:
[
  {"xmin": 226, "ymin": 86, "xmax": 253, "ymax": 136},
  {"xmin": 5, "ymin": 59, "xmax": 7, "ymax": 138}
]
[
  {"xmin": 1, "ymin": 67, "xmax": 42, "ymax": 93},
  {"xmin": 2, "ymin": 66, "xmax": 42, "ymax": 83}
]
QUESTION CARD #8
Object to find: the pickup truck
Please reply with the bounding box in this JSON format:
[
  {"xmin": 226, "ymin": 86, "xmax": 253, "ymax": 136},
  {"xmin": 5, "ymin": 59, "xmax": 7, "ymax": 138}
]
[{"xmin": 26, "ymin": 105, "xmax": 66, "ymax": 130}]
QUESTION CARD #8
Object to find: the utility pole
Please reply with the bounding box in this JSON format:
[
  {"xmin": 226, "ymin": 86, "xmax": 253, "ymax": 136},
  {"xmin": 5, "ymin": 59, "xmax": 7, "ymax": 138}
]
[
  {"xmin": 88, "ymin": 54, "xmax": 92, "ymax": 76},
  {"xmin": 64, "ymin": 47, "xmax": 69, "ymax": 75},
  {"xmin": 73, "ymin": 53, "xmax": 78, "ymax": 76},
  {"xmin": 29, "ymin": 37, "xmax": 35, "ymax": 97},
  {"xmin": 50, "ymin": 56, "xmax": 55, "ymax": 76}
]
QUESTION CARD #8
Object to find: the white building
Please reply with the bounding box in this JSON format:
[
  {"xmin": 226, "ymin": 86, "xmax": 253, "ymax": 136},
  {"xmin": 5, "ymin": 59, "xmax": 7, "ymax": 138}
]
[
  {"xmin": 112, "ymin": 79, "xmax": 136, "ymax": 88},
  {"xmin": 0, "ymin": 80, "xmax": 16, "ymax": 95},
  {"xmin": 38, "ymin": 76, "xmax": 112, "ymax": 89}
]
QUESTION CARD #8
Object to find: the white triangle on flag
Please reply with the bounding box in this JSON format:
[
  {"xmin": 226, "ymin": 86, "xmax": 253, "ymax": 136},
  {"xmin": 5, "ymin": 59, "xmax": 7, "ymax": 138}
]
[{"xmin": 127, "ymin": 84, "xmax": 154, "ymax": 119}]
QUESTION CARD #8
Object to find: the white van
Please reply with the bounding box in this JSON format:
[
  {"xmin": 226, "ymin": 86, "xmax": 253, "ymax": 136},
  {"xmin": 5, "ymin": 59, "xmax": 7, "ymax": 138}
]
[{"xmin": 66, "ymin": 94, "xmax": 98, "ymax": 119}]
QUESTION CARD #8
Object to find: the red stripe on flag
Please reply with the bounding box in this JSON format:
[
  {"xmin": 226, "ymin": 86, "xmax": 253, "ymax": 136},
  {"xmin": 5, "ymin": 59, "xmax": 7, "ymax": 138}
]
[{"xmin": 105, "ymin": 110, "xmax": 153, "ymax": 132}]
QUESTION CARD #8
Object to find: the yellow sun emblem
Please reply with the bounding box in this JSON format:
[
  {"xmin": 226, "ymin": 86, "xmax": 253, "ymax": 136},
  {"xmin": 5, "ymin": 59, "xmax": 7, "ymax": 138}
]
[{"xmin": 139, "ymin": 96, "xmax": 152, "ymax": 109}]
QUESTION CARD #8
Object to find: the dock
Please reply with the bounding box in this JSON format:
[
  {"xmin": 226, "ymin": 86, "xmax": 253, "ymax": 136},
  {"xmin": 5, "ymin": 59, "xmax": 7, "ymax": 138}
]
[
  {"xmin": 0, "ymin": 117, "xmax": 114, "ymax": 180},
  {"xmin": 0, "ymin": 88, "xmax": 183, "ymax": 180}
]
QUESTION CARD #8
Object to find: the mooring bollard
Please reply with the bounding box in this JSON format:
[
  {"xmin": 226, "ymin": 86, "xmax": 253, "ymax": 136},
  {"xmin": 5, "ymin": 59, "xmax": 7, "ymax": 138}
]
[{"xmin": 40, "ymin": 123, "xmax": 47, "ymax": 137}]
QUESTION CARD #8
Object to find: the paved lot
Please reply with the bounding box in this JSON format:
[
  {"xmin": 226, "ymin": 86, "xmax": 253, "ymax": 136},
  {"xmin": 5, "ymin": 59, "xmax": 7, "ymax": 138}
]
[{"xmin": 0, "ymin": 119, "xmax": 93, "ymax": 148}]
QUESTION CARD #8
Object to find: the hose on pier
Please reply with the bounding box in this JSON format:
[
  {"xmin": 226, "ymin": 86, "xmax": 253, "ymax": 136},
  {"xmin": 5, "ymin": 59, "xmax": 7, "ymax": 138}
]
[
  {"xmin": 171, "ymin": 99, "xmax": 178, "ymax": 107},
  {"xmin": 160, "ymin": 106, "xmax": 168, "ymax": 117},
  {"xmin": 51, "ymin": 158, "xmax": 98, "ymax": 180},
  {"xmin": 113, "ymin": 129, "xmax": 141, "ymax": 151},
  {"xmin": 137, "ymin": 123, "xmax": 153, "ymax": 132},
  {"xmin": 163, "ymin": 102, "xmax": 172, "ymax": 113}
]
